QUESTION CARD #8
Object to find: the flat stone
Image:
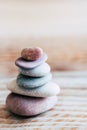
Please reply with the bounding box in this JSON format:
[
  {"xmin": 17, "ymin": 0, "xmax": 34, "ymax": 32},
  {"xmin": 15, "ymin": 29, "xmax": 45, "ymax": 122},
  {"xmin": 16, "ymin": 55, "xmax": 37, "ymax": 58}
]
[
  {"xmin": 15, "ymin": 53, "xmax": 47, "ymax": 69},
  {"xmin": 7, "ymin": 79, "xmax": 60, "ymax": 97},
  {"xmin": 21, "ymin": 47, "xmax": 43, "ymax": 61},
  {"xmin": 6, "ymin": 93, "xmax": 57, "ymax": 116},
  {"xmin": 17, "ymin": 73, "xmax": 52, "ymax": 89},
  {"xmin": 19, "ymin": 63, "xmax": 50, "ymax": 77}
]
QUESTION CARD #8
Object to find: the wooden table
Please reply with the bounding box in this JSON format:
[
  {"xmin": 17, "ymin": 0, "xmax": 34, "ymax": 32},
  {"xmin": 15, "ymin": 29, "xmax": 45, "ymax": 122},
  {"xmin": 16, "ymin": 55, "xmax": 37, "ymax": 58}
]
[{"xmin": 0, "ymin": 71, "xmax": 87, "ymax": 130}]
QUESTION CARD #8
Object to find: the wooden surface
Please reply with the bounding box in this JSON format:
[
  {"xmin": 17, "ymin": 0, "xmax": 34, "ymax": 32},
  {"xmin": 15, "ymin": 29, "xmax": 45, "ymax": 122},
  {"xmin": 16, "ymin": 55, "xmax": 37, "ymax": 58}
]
[{"xmin": 0, "ymin": 71, "xmax": 87, "ymax": 130}]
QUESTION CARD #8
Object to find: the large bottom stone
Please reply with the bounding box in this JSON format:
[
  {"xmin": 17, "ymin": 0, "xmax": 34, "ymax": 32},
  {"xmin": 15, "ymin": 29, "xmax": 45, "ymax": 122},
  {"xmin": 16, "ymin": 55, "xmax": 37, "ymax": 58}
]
[{"xmin": 6, "ymin": 93, "xmax": 57, "ymax": 116}]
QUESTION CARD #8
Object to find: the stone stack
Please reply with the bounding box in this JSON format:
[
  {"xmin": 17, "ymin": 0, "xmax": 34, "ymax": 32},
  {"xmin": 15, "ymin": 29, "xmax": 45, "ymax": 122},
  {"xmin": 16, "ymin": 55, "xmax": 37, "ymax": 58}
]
[{"xmin": 6, "ymin": 47, "xmax": 60, "ymax": 116}]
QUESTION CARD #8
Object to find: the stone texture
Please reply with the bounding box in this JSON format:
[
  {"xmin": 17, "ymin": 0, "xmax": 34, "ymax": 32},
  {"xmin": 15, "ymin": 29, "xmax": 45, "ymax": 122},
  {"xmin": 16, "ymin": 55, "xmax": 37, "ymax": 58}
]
[
  {"xmin": 21, "ymin": 47, "xmax": 43, "ymax": 61},
  {"xmin": 17, "ymin": 73, "xmax": 52, "ymax": 89},
  {"xmin": 7, "ymin": 79, "xmax": 60, "ymax": 97},
  {"xmin": 19, "ymin": 63, "xmax": 50, "ymax": 77},
  {"xmin": 6, "ymin": 93, "xmax": 57, "ymax": 116},
  {"xmin": 15, "ymin": 53, "xmax": 47, "ymax": 69}
]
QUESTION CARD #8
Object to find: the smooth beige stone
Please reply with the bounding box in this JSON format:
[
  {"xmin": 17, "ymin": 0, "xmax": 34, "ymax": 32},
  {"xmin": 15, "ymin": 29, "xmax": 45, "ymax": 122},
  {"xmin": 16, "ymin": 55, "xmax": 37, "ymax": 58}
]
[{"xmin": 7, "ymin": 79, "xmax": 60, "ymax": 97}]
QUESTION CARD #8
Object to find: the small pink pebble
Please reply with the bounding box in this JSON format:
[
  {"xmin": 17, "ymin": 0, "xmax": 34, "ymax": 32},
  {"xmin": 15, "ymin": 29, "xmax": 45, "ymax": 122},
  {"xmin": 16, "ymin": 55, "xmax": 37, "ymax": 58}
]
[{"xmin": 21, "ymin": 47, "xmax": 43, "ymax": 61}]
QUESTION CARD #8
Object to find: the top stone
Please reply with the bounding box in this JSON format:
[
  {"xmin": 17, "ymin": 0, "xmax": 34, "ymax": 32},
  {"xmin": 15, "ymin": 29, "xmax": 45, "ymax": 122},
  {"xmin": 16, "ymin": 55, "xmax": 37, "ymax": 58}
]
[
  {"xmin": 21, "ymin": 47, "xmax": 43, "ymax": 61},
  {"xmin": 15, "ymin": 53, "xmax": 47, "ymax": 69}
]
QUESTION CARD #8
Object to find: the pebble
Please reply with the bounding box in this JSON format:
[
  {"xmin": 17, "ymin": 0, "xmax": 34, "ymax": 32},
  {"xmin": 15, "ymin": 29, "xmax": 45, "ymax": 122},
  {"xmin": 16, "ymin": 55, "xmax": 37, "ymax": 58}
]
[
  {"xmin": 15, "ymin": 53, "xmax": 47, "ymax": 69},
  {"xmin": 21, "ymin": 47, "xmax": 43, "ymax": 61},
  {"xmin": 6, "ymin": 93, "xmax": 57, "ymax": 116},
  {"xmin": 19, "ymin": 63, "xmax": 50, "ymax": 77},
  {"xmin": 17, "ymin": 73, "xmax": 52, "ymax": 89},
  {"xmin": 7, "ymin": 79, "xmax": 60, "ymax": 97}
]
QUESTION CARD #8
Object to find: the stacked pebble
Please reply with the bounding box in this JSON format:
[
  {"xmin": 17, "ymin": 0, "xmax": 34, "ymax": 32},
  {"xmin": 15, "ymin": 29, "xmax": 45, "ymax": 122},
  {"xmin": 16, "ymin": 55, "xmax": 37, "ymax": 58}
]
[{"xmin": 6, "ymin": 47, "xmax": 60, "ymax": 116}]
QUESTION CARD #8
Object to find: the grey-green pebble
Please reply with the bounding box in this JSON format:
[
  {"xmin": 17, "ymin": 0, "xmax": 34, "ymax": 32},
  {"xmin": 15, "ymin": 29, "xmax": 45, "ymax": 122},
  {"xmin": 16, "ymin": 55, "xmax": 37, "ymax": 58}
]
[{"xmin": 17, "ymin": 73, "xmax": 52, "ymax": 89}]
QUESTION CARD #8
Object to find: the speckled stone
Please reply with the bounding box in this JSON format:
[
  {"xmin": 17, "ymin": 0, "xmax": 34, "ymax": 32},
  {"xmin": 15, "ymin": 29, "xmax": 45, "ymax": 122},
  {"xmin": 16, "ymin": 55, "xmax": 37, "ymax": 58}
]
[
  {"xmin": 6, "ymin": 93, "xmax": 57, "ymax": 116},
  {"xmin": 7, "ymin": 79, "xmax": 60, "ymax": 97},
  {"xmin": 19, "ymin": 63, "xmax": 50, "ymax": 77},
  {"xmin": 15, "ymin": 53, "xmax": 47, "ymax": 69},
  {"xmin": 17, "ymin": 73, "xmax": 52, "ymax": 89},
  {"xmin": 21, "ymin": 47, "xmax": 43, "ymax": 61}
]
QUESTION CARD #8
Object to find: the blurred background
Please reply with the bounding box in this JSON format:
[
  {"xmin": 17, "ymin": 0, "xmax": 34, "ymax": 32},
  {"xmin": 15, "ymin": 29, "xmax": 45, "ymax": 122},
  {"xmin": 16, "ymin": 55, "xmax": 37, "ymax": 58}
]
[{"xmin": 0, "ymin": 0, "xmax": 87, "ymax": 78}]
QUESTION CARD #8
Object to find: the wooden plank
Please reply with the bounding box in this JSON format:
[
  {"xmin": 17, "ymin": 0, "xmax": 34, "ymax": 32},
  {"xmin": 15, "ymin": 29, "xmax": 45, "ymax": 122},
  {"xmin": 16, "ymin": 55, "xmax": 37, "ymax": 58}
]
[{"xmin": 0, "ymin": 71, "xmax": 87, "ymax": 129}]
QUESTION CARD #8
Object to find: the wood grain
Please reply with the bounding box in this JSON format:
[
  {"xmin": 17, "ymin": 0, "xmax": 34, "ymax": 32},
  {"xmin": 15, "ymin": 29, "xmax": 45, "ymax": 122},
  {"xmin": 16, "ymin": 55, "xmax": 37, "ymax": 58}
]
[{"xmin": 0, "ymin": 72, "xmax": 87, "ymax": 129}]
